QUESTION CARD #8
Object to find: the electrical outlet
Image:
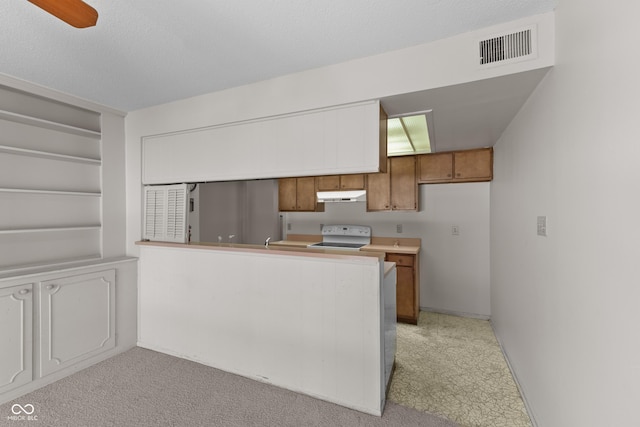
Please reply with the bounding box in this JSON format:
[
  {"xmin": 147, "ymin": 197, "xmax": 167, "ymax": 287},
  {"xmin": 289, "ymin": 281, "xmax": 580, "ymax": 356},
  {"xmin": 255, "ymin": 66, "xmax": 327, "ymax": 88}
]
[
  {"xmin": 396, "ymin": 224, "xmax": 403, "ymax": 233},
  {"xmin": 320, "ymin": 223, "xmax": 324, "ymax": 231},
  {"xmin": 452, "ymin": 225, "xmax": 460, "ymax": 236},
  {"xmin": 537, "ymin": 216, "xmax": 547, "ymax": 236},
  {"xmin": 287, "ymin": 223, "xmax": 292, "ymax": 231}
]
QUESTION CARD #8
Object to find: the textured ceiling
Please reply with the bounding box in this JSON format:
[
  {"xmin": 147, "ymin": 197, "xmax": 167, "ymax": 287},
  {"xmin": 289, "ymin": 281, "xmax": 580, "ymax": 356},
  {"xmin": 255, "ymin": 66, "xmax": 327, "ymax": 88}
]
[{"xmin": 0, "ymin": 1, "xmax": 556, "ymax": 112}]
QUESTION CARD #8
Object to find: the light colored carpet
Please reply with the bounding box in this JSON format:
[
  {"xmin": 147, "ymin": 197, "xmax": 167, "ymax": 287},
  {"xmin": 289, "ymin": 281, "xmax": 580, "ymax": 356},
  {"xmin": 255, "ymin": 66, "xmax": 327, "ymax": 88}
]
[
  {"xmin": 388, "ymin": 312, "xmax": 532, "ymax": 427},
  {"xmin": 1, "ymin": 346, "xmax": 459, "ymax": 427}
]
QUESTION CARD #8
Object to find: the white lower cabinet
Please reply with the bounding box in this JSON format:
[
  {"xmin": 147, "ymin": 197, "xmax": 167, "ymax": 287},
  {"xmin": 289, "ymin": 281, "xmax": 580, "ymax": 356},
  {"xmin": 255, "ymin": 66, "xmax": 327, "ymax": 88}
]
[
  {"xmin": 38, "ymin": 270, "xmax": 116, "ymax": 377},
  {"xmin": 0, "ymin": 283, "xmax": 33, "ymax": 395}
]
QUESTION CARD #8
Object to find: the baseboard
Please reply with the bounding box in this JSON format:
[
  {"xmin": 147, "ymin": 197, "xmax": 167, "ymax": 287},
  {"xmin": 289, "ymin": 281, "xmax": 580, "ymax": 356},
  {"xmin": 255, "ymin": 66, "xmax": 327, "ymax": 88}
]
[
  {"xmin": 421, "ymin": 306, "xmax": 490, "ymax": 321},
  {"xmin": 489, "ymin": 321, "xmax": 538, "ymax": 427}
]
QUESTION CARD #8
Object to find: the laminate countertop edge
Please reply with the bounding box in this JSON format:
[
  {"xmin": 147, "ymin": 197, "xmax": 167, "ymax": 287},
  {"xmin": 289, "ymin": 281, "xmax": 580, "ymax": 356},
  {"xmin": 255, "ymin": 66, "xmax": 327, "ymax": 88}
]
[{"xmin": 135, "ymin": 240, "xmax": 384, "ymax": 263}]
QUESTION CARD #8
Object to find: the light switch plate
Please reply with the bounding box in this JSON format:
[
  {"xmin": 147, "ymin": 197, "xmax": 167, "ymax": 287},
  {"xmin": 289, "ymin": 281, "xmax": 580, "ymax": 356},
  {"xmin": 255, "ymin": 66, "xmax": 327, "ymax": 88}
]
[
  {"xmin": 537, "ymin": 216, "xmax": 547, "ymax": 236},
  {"xmin": 452, "ymin": 225, "xmax": 460, "ymax": 236}
]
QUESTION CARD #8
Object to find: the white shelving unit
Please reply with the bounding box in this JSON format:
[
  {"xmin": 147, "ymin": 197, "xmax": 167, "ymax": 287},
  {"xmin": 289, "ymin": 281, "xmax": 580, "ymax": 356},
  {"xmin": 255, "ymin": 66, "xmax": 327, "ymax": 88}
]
[
  {"xmin": 0, "ymin": 110, "xmax": 100, "ymax": 139},
  {"xmin": 0, "ymin": 145, "xmax": 101, "ymax": 165},
  {"xmin": 0, "ymin": 87, "xmax": 103, "ymax": 270}
]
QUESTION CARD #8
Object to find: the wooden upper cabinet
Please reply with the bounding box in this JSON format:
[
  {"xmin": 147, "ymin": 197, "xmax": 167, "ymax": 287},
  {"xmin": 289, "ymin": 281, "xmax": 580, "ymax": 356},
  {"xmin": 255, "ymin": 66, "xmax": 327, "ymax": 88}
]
[
  {"xmin": 418, "ymin": 148, "xmax": 493, "ymax": 184},
  {"xmin": 453, "ymin": 148, "xmax": 493, "ymax": 181},
  {"xmin": 418, "ymin": 152, "xmax": 453, "ymax": 183},
  {"xmin": 295, "ymin": 177, "xmax": 317, "ymax": 211},
  {"xmin": 390, "ymin": 156, "xmax": 417, "ymax": 211},
  {"xmin": 278, "ymin": 178, "xmax": 297, "ymax": 211},
  {"xmin": 317, "ymin": 174, "xmax": 366, "ymax": 191},
  {"xmin": 379, "ymin": 105, "xmax": 388, "ymax": 173},
  {"xmin": 278, "ymin": 177, "xmax": 324, "ymax": 212},
  {"xmin": 316, "ymin": 175, "xmax": 340, "ymax": 191},
  {"xmin": 366, "ymin": 156, "xmax": 417, "ymax": 212},
  {"xmin": 366, "ymin": 161, "xmax": 391, "ymax": 211},
  {"xmin": 340, "ymin": 174, "xmax": 366, "ymax": 190}
]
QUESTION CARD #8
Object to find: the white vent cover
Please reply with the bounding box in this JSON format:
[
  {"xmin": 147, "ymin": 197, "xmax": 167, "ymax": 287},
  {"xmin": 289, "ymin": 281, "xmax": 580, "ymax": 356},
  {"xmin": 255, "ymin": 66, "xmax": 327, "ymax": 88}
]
[
  {"xmin": 143, "ymin": 184, "xmax": 188, "ymax": 243},
  {"xmin": 479, "ymin": 26, "xmax": 536, "ymax": 66}
]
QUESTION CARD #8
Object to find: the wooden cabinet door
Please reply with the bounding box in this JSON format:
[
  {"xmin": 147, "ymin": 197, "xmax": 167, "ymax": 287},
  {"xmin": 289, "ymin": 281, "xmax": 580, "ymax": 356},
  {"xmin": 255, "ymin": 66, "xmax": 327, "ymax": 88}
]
[
  {"xmin": 339, "ymin": 174, "xmax": 365, "ymax": 190},
  {"xmin": 278, "ymin": 178, "xmax": 297, "ymax": 211},
  {"xmin": 387, "ymin": 253, "xmax": 418, "ymax": 324},
  {"xmin": 295, "ymin": 177, "xmax": 317, "ymax": 211},
  {"xmin": 390, "ymin": 156, "xmax": 417, "ymax": 210},
  {"xmin": 395, "ymin": 265, "xmax": 415, "ymax": 321},
  {"xmin": 317, "ymin": 175, "xmax": 340, "ymax": 191},
  {"xmin": 0, "ymin": 284, "xmax": 33, "ymax": 394},
  {"xmin": 418, "ymin": 152, "xmax": 453, "ymax": 183},
  {"xmin": 453, "ymin": 148, "xmax": 493, "ymax": 181},
  {"xmin": 39, "ymin": 270, "xmax": 116, "ymax": 378},
  {"xmin": 366, "ymin": 160, "xmax": 390, "ymax": 211}
]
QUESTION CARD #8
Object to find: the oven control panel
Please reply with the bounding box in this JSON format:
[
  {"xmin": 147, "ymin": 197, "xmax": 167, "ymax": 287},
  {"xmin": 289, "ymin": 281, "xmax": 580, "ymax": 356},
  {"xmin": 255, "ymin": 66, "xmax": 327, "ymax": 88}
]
[{"xmin": 321, "ymin": 224, "xmax": 371, "ymax": 238}]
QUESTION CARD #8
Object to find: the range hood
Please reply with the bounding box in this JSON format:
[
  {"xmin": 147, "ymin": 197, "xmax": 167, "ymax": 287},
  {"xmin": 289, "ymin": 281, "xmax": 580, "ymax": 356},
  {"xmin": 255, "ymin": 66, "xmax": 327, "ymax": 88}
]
[{"xmin": 317, "ymin": 190, "xmax": 366, "ymax": 203}]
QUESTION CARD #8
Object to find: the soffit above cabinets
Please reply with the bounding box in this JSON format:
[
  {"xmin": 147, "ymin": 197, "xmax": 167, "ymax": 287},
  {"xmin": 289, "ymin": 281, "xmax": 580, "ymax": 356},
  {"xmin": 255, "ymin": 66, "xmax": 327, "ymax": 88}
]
[{"xmin": 381, "ymin": 67, "xmax": 551, "ymax": 153}]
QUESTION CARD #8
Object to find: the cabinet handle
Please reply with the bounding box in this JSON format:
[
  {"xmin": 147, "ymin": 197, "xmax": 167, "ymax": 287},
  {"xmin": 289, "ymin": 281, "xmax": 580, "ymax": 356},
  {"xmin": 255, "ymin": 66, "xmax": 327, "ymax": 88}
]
[
  {"xmin": 18, "ymin": 289, "xmax": 30, "ymax": 295},
  {"xmin": 46, "ymin": 284, "xmax": 56, "ymax": 290}
]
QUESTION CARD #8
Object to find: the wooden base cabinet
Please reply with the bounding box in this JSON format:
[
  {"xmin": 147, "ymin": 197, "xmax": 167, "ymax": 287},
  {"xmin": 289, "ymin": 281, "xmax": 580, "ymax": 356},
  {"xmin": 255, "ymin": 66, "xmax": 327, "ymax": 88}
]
[
  {"xmin": 386, "ymin": 253, "xmax": 419, "ymax": 324},
  {"xmin": 38, "ymin": 270, "xmax": 116, "ymax": 377},
  {"xmin": 0, "ymin": 284, "xmax": 33, "ymax": 395}
]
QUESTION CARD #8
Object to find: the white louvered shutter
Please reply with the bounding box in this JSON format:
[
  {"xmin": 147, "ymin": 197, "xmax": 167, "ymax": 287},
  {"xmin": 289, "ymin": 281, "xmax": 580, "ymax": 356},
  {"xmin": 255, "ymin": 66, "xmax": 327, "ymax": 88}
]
[{"xmin": 143, "ymin": 184, "xmax": 188, "ymax": 243}]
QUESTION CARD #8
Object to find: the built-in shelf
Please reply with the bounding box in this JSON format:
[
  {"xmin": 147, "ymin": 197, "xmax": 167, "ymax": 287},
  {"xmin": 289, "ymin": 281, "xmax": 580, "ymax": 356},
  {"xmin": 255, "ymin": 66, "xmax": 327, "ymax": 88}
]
[
  {"xmin": 0, "ymin": 109, "xmax": 101, "ymax": 139},
  {"xmin": 0, "ymin": 145, "xmax": 101, "ymax": 165},
  {"xmin": 0, "ymin": 188, "xmax": 101, "ymax": 197},
  {"xmin": 0, "ymin": 225, "xmax": 102, "ymax": 235}
]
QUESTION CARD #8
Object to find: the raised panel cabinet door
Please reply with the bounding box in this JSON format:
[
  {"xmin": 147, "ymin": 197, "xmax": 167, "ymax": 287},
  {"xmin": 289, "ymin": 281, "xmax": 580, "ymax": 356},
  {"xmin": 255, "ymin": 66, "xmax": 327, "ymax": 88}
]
[
  {"xmin": 390, "ymin": 156, "xmax": 417, "ymax": 211},
  {"xmin": 453, "ymin": 148, "xmax": 493, "ymax": 181},
  {"xmin": 366, "ymin": 160, "xmax": 391, "ymax": 211},
  {"xmin": 278, "ymin": 178, "xmax": 298, "ymax": 211},
  {"xmin": 317, "ymin": 175, "xmax": 340, "ymax": 191},
  {"xmin": 395, "ymin": 265, "xmax": 415, "ymax": 322},
  {"xmin": 340, "ymin": 174, "xmax": 365, "ymax": 190},
  {"xmin": 38, "ymin": 270, "xmax": 116, "ymax": 378},
  {"xmin": 418, "ymin": 152, "xmax": 454, "ymax": 183},
  {"xmin": 295, "ymin": 177, "xmax": 317, "ymax": 211},
  {"xmin": 0, "ymin": 284, "xmax": 33, "ymax": 394}
]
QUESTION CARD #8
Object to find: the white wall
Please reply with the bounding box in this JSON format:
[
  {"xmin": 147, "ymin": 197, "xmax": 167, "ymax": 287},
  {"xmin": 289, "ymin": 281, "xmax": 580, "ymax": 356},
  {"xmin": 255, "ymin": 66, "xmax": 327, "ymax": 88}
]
[
  {"xmin": 286, "ymin": 183, "xmax": 491, "ymax": 317},
  {"xmin": 125, "ymin": 12, "xmax": 554, "ymax": 257},
  {"xmin": 101, "ymin": 112, "xmax": 127, "ymax": 257},
  {"xmin": 490, "ymin": 1, "xmax": 640, "ymax": 426}
]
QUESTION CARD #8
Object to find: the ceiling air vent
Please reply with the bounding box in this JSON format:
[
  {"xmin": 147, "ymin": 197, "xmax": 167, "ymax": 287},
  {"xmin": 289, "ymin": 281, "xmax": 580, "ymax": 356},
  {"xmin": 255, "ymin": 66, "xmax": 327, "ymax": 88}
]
[{"xmin": 479, "ymin": 26, "xmax": 536, "ymax": 66}]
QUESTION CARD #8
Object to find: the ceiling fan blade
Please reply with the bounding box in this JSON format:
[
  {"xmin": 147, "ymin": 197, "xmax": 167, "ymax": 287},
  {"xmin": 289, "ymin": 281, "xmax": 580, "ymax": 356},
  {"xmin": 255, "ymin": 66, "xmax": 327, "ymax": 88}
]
[{"xmin": 28, "ymin": 0, "xmax": 98, "ymax": 28}]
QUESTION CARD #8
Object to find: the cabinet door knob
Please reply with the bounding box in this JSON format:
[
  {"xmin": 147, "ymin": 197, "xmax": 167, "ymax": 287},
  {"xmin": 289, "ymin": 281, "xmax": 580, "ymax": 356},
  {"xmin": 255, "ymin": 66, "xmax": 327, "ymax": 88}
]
[
  {"xmin": 18, "ymin": 289, "xmax": 30, "ymax": 295},
  {"xmin": 46, "ymin": 284, "xmax": 56, "ymax": 290}
]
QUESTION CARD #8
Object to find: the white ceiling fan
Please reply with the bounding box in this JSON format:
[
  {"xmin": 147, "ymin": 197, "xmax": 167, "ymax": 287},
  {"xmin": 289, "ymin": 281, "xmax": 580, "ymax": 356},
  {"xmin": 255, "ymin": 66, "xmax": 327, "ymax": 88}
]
[{"xmin": 27, "ymin": 0, "xmax": 98, "ymax": 28}]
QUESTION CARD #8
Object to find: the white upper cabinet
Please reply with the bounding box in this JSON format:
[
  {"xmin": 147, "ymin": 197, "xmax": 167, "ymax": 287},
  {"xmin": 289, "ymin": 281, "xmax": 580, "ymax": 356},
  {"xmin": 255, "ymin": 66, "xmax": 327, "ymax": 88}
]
[{"xmin": 142, "ymin": 100, "xmax": 382, "ymax": 184}]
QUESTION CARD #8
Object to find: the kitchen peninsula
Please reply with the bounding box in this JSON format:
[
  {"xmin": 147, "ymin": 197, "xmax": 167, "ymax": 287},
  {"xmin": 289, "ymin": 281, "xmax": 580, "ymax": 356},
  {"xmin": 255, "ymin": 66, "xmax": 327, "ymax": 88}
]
[
  {"xmin": 135, "ymin": 240, "xmax": 396, "ymax": 416},
  {"xmin": 273, "ymin": 235, "xmax": 421, "ymax": 324}
]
